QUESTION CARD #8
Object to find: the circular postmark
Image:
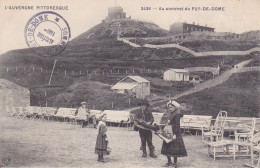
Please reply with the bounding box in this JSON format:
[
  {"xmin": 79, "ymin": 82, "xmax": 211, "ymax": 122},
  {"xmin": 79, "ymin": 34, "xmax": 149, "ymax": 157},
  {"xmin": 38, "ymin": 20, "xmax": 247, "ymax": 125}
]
[{"xmin": 24, "ymin": 11, "xmax": 71, "ymax": 57}]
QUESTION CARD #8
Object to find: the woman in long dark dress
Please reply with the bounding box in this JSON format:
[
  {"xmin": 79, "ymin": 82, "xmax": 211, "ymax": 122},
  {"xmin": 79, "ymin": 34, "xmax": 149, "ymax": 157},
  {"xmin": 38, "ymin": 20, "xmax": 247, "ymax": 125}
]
[{"xmin": 160, "ymin": 100, "xmax": 187, "ymax": 167}]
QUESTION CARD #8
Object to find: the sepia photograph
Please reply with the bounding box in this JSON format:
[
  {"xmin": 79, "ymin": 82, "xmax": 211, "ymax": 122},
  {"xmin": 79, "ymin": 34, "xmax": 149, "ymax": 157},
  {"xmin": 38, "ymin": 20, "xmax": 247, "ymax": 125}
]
[{"xmin": 0, "ymin": 0, "xmax": 260, "ymax": 167}]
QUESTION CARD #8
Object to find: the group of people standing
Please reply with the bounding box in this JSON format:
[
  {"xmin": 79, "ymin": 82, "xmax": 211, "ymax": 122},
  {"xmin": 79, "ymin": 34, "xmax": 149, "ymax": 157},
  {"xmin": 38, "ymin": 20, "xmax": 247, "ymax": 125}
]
[
  {"xmin": 134, "ymin": 100, "xmax": 187, "ymax": 167},
  {"xmin": 76, "ymin": 99, "xmax": 187, "ymax": 167}
]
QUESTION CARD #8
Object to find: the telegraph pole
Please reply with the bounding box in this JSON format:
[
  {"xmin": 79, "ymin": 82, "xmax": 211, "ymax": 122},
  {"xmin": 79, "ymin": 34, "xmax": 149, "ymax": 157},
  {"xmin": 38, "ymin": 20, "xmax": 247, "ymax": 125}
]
[{"xmin": 49, "ymin": 59, "xmax": 57, "ymax": 85}]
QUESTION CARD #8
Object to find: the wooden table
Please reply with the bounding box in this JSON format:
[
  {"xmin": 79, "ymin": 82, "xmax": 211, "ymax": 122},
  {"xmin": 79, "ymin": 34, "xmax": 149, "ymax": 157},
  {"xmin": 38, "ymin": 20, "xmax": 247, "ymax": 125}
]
[
  {"xmin": 224, "ymin": 120, "xmax": 240, "ymax": 140},
  {"xmin": 224, "ymin": 126, "xmax": 244, "ymax": 142},
  {"xmin": 225, "ymin": 120, "xmax": 240, "ymax": 127}
]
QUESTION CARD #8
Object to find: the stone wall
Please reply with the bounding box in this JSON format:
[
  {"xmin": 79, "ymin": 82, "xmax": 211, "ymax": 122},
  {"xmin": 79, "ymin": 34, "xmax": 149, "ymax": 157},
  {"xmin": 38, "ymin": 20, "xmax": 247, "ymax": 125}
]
[{"xmin": 0, "ymin": 78, "xmax": 30, "ymax": 116}]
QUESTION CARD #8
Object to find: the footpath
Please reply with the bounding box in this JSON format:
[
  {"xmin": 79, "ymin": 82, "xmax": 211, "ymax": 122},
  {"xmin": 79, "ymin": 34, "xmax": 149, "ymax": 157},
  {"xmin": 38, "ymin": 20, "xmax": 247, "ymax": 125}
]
[
  {"xmin": 127, "ymin": 58, "xmax": 258, "ymax": 111},
  {"xmin": 117, "ymin": 37, "xmax": 260, "ymax": 57}
]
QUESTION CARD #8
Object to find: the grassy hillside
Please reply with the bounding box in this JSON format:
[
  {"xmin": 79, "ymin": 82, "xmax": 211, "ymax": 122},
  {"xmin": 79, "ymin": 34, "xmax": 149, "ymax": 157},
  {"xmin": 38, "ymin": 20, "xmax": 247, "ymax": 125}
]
[
  {"xmin": 246, "ymin": 56, "xmax": 260, "ymax": 67},
  {"xmin": 0, "ymin": 19, "xmax": 259, "ymax": 110},
  {"xmin": 177, "ymin": 71, "xmax": 260, "ymax": 118},
  {"xmin": 180, "ymin": 40, "xmax": 258, "ymax": 52}
]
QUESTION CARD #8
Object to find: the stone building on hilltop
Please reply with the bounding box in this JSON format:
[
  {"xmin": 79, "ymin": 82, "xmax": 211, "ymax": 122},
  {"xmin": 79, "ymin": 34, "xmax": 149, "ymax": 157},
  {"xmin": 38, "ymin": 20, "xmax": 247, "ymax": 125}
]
[
  {"xmin": 107, "ymin": 6, "xmax": 126, "ymax": 20},
  {"xmin": 170, "ymin": 22, "xmax": 215, "ymax": 35},
  {"xmin": 0, "ymin": 78, "xmax": 30, "ymax": 115}
]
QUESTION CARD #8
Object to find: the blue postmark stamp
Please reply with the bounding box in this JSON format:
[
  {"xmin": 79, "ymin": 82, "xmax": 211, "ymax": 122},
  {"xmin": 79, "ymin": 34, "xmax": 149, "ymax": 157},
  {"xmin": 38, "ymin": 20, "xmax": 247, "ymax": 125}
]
[{"xmin": 24, "ymin": 11, "xmax": 71, "ymax": 57}]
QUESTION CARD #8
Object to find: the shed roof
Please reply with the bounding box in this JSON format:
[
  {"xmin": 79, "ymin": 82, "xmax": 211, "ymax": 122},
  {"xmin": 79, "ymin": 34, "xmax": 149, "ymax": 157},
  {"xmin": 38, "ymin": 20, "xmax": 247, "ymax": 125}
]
[
  {"xmin": 111, "ymin": 83, "xmax": 138, "ymax": 90},
  {"xmin": 165, "ymin": 69, "xmax": 189, "ymax": 73},
  {"xmin": 119, "ymin": 76, "xmax": 150, "ymax": 83}
]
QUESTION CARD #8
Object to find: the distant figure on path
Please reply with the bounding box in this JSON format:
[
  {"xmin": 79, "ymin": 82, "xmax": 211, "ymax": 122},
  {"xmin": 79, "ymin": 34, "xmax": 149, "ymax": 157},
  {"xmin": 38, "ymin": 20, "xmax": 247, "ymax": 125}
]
[
  {"xmin": 77, "ymin": 101, "xmax": 97, "ymax": 128},
  {"xmin": 134, "ymin": 100, "xmax": 157, "ymax": 158},
  {"xmin": 95, "ymin": 114, "xmax": 110, "ymax": 162},
  {"xmin": 160, "ymin": 100, "xmax": 187, "ymax": 167}
]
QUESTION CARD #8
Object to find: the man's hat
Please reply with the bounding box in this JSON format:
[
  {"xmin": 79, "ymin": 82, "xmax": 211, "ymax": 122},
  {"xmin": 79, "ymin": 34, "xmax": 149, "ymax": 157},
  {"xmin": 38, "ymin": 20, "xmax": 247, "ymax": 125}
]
[
  {"xmin": 81, "ymin": 101, "xmax": 87, "ymax": 105},
  {"xmin": 137, "ymin": 100, "xmax": 150, "ymax": 107}
]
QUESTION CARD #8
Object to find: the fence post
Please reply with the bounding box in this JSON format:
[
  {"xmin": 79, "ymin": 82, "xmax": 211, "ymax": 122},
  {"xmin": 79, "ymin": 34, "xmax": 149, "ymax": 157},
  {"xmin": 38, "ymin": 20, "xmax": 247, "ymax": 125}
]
[
  {"xmin": 112, "ymin": 102, "xmax": 114, "ymax": 109},
  {"xmin": 45, "ymin": 90, "xmax": 47, "ymax": 107},
  {"xmin": 128, "ymin": 98, "xmax": 131, "ymax": 106},
  {"xmin": 65, "ymin": 70, "xmax": 66, "ymax": 75},
  {"xmin": 33, "ymin": 67, "xmax": 35, "ymax": 71},
  {"xmin": 133, "ymin": 69, "xmax": 135, "ymax": 73},
  {"xmin": 41, "ymin": 68, "xmax": 43, "ymax": 73},
  {"xmin": 6, "ymin": 68, "xmax": 8, "ymax": 73}
]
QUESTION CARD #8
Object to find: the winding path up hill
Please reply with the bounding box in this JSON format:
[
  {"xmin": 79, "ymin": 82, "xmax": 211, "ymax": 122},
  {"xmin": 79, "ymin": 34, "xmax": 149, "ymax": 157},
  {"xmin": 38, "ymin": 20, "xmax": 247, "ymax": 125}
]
[
  {"xmin": 127, "ymin": 58, "xmax": 258, "ymax": 112},
  {"xmin": 118, "ymin": 37, "xmax": 260, "ymax": 57}
]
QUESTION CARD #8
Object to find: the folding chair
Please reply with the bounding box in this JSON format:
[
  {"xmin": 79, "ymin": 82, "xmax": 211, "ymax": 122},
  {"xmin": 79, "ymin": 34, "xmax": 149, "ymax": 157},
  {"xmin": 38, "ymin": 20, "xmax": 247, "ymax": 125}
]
[{"xmin": 26, "ymin": 106, "xmax": 42, "ymax": 120}]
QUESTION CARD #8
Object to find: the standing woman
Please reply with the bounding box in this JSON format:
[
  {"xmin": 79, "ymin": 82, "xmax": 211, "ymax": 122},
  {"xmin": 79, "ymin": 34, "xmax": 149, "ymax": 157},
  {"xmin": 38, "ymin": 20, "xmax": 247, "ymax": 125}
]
[
  {"xmin": 95, "ymin": 114, "xmax": 110, "ymax": 162},
  {"xmin": 160, "ymin": 100, "xmax": 187, "ymax": 167}
]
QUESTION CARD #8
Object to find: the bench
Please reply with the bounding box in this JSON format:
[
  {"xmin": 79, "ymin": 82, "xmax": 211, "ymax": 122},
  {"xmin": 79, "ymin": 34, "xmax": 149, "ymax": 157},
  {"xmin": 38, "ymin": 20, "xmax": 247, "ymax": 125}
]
[
  {"xmin": 180, "ymin": 115, "xmax": 213, "ymax": 135},
  {"xmin": 54, "ymin": 108, "xmax": 77, "ymax": 122},
  {"xmin": 224, "ymin": 117, "xmax": 260, "ymax": 130},
  {"xmin": 152, "ymin": 113, "xmax": 213, "ymax": 135},
  {"xmin": 25, "ymin": 106, "xmax": 42, "ymax": 120},
  {"xmin": 104, "ymin": 110, "xmax": 131, "ymax": 127},
  {"xmin": 40, "ymin": 107, "xmax": 58, "ymax": 121}
]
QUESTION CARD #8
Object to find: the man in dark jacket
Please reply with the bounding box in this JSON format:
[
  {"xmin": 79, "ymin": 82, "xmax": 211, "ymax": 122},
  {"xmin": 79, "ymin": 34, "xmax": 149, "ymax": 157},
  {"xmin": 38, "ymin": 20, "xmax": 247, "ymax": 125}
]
[{"xmin": 134, "ymin": 100, "xmax": 157, "ymax": 158}]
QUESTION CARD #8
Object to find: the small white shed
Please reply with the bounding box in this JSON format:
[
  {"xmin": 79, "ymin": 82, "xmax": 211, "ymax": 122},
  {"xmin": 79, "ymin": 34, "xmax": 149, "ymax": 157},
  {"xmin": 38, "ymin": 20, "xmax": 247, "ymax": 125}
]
[
  {"xmin": 111, "ymin": 76, "xmax": 150, "ymax": 99},
  {"xmin": 163, "ymin": 69, "xmax": 189, "ymax": 82}
]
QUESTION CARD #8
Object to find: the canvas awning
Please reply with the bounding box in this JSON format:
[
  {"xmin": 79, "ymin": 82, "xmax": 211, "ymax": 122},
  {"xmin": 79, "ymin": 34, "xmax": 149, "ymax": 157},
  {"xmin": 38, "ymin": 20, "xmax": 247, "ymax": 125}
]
[{"xmin": 111, "ymin": 83, "xmax": 137, "ymax": 90}]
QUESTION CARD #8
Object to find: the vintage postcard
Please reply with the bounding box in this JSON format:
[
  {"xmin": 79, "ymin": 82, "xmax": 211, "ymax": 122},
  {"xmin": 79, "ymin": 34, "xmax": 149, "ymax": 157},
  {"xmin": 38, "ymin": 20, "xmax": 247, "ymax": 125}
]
[{"xmin": 0, "ymin": 0, "xmax": 259, "ymax": 167}]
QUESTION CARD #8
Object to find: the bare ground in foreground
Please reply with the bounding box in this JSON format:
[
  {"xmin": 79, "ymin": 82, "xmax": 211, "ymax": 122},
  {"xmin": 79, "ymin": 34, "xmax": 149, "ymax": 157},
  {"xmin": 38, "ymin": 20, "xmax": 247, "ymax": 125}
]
[{"xmin": 0, "ymin": 116, "xmax": 249, "ymax": 168}]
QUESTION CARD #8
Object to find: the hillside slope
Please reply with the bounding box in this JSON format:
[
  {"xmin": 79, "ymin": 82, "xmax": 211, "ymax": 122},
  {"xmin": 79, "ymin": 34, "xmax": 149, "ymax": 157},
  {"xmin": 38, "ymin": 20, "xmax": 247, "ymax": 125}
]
[{"xmin": 177, "ymin": 71, "xmax": 260, "ymax": 118}]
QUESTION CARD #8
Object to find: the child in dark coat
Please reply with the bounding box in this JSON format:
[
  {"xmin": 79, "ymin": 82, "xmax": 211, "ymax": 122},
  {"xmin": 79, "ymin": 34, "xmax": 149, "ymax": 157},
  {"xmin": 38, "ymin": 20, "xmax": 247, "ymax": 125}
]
[{"xmin": 95, "ymin": 114, "xmax": 110, "ymax": 162}]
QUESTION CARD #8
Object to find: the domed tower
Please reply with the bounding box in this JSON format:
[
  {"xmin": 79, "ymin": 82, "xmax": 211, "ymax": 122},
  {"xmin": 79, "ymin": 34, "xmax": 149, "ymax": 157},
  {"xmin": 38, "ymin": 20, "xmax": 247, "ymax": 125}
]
[{"xmin": 107, "ymin": 6, "xmax": 126, "ymax": 20}]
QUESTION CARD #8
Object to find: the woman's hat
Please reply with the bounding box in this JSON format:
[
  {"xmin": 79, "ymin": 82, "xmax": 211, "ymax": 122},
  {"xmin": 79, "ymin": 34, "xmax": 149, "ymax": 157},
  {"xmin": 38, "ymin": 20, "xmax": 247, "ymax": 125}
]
[
  {"xmin": 167, "ymin": 100, "xmax": 180, "ymax": 108},
  {"xmin": 81, "ymin": 101, "xmax": 87, "ymax": 105}
]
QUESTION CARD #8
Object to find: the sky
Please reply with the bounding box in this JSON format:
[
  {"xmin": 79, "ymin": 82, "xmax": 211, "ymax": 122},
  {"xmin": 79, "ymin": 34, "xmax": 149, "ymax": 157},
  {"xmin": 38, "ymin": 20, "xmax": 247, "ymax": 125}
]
[{"xmin": 0, "ymin": 0, "xmax": 260, "ymax": 55}]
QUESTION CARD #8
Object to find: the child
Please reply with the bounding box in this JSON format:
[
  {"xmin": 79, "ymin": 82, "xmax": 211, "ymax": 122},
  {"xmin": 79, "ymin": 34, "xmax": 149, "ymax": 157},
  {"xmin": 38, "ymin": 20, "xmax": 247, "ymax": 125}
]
[{"xmin": 95, "ymin": 114, "xmax": 110, "ymax": 162}]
